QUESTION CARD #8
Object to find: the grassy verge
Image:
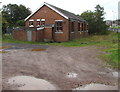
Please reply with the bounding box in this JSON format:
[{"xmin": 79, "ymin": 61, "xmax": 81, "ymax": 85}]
[
  {"xmin": 2, "ymin": 32, "xmax": 120, "ymax": 69},
  {"xmin": 111, "ymin": 27, "xmax": 120, "ymax": 29}
]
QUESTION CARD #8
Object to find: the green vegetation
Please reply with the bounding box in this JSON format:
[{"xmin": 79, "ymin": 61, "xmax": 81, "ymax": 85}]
[
  {"xmin": 80, "ymin": 5, "xmax": 109, "ymax": 35},
  {"xmin": 3, "ymin": 32, "xmax": 119, "ymax": 69},
  {"xmin": 2, "ymin": 4, "xmax": 31, "ymax": 34},
  {"xmin": 111, "ymin": 27, "xmax": 120, "ymax": 29}
]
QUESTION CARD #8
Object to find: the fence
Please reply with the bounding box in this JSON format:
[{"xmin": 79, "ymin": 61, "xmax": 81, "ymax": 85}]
[{"xmin": 108, "ymin": 28, "xmax": 120, "ymax": 33}]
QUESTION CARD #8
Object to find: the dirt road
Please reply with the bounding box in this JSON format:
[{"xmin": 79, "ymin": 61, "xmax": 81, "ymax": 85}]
[{"xmin": 2, "ymin": 43, "xmax": 118, "ymax": 90}]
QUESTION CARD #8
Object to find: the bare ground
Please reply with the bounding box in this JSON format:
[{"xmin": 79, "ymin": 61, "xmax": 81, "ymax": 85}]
[{"xmin": 2, "ymin": 43, "xmax": 118, "ymax": 90}]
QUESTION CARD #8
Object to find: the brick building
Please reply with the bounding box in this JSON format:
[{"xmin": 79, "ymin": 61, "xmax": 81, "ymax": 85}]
[{"xmin": 13, "ymin": 2, "xmax": 88, "ymax": 42}]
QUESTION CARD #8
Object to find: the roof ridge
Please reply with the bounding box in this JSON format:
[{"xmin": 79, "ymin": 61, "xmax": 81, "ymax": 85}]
[
  {"xmin": 46, "ymin": 2, "xmax": 76, "ymax": 15},
  {"xmin": 46, "ymin": 2, "xmax": 86, "ymax": 22}
]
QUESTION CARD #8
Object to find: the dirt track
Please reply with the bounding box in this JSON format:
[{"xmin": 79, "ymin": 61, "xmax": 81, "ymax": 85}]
[{"xmin": 2, "ymin": 43, "xmax": 118, "ymax": 90}]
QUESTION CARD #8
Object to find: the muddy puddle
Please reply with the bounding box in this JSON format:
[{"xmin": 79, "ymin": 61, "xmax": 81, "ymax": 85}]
[
  {"xmin": 0, "ymin": 46, "xmax": 11, "ymax": 49},
  {"xmin": 8, "ymin": 76, "xmax": 56, "ymax": 90},
  {"xmin": 73, "ymin": 83, "xmax": 118, "ymax": 90},
  {"xmin": 31, "ymin": 48, "xmax": 46, "ymax": 51}
]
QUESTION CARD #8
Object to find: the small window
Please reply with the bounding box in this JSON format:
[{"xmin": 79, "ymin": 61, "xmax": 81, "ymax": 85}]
[
  {"xmin": 56, "ymin": 21, "xmax": 63, "ymax": 32},
  {"xmin": 71, "ymin": 22, "xmax": 74, "ymax": 32},
  {"xmin": 29, "ymin": 21, "xmax": 34, "ymax": 26},
  {"xmin": 41, "ymin": 21, "xmax": 45, "ymax": 25},
  {"xmin": 37, "ymin": 19, "xmax": 40, "ymax": 26},
  {"xmin": 37, "ymin": 21, "xmax": 40, "ymax": 26},
  {"xmin": 29, "ymin": 19, "xmax": 34, "ymax": 27},
  {"xmin": 41, "ymin": 19, "xmax": 45, "ymax": 25}
]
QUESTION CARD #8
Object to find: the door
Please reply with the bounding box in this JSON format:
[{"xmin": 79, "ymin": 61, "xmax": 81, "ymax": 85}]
[{"xmin": 27, "ymin": 31, "xmax": 32, "ymax": 41}]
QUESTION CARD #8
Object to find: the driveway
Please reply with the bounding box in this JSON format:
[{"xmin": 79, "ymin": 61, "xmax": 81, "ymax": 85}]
[{"xmin": 2, "ymin": 43, "xmax": 118, "ymax": 90}]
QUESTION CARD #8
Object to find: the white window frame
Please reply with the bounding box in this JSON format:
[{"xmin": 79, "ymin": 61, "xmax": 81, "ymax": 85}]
[
  {"xmin": 37, "ymin": 19, "xmax": 40, "ymax": 21},
  {"xmin": 41, "ymin": 19, "xmax": 45, "ymax": 21},
  {"xmin": 55, "ymin": 21, "xmax": 63, "ymax": 33},
  {"xmin": 36, "ymin": 19, "xmax": 41, "ymax": 27},
  {"xmin": 55, "ymin": 20, "xmax": 63, "ymax": 22},
  {"xmin": 29, "ymin": 19, "xmax": 34, "ymax": 21},
  {"xmin": 29, "ymin": 19, "xmax": 34, "ymax": 27}
]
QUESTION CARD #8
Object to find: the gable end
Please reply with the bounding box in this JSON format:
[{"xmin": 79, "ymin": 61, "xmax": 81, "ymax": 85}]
[{"xmin": 25, "ymin": 2, "xmax": 68, "ymax": 21}]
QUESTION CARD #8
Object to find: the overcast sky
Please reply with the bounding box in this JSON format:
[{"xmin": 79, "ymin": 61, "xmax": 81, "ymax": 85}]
[{"xmin": 0, "ymin": 0, "xmax": 119, "ymax": 20}]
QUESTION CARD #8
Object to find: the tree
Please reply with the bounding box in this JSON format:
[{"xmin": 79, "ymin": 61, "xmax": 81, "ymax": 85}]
[
  {"xmin": 81, "ymin": 10, "xmax": 96, "ymax": 34},
  {"xmin": 81, "ymin": 5, "xmax": 108, "ymax": 35},
  {"xmin": 2, "ymin": 17, "xmax": 9, "ymax": 34},
  {"xmin": 2, "ymin": 4, "xmax": 31, "ymax": 33}
]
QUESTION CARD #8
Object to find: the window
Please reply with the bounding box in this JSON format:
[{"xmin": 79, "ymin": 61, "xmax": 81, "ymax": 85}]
[
  {"xmin": 56, "ymin": 21, "xmax": 63, "ymax": 32},
  {"xmin": 78, "ymin": 22, "xmax": 80, "ymax": 31},
  {"xmin": 41, "ymin": 21, "xmax": 45, "ymax": 25},
  {"xmin": 37, "ymin": 19, "xmax": 40, "ymax": 26},
  {"xmin": 71, "ymin": 22, "xmax": 74, "ymax": 32},
  {"xmin": 29, "ymin": 19, "xmax": 34, "ymax": 27},
  {"xmin": 82, "ymin": 23, "xmax": 84, "ymax": 31},
  {"xmin": 80, "ymin": 23, "xmax": 82, "ymax": 31},
  {"xmin": 29, "ymin": 21, "xmax": 33, "ymax": 25},
  {"xmin": 37, "ymin": 21, "xmax": 40, "ymax": 26},
  {"xmin": 41, "ymin": 19, "xmax": 45, "ymax": 26},
  {"xmin": 84, "ymin": 23, "xmax": 86, "ymax": 31}
]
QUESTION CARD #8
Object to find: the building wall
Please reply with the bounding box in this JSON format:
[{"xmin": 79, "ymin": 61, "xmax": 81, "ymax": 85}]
[
  {"xmin": 13, "ymin": 30, "xmax": 27, "ymax": 41},
  {"xmin": 43, "ymin": 27, "xmax": 53, "ymax": 41},
  {"xmin": 69, "ymin": 20, "xmax": 88, "ymax": 40},
  {"xmin": 13, "ymin": 29, "xmax": 44, "ymax": 42},
  {"xmin": 25, "ymin": 5, "xmax": 69, "ymax": 42}
]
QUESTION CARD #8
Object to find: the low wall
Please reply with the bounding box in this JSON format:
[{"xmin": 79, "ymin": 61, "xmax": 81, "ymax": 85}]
[{"xmin": 13, "ymin": 30, "xmax": 27, "ymax": 41}]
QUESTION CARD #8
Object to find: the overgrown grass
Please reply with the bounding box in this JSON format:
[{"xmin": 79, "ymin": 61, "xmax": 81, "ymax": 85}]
[{"xmin": 2, "ymin": 32, "xmax": 120, "ymax": 69}]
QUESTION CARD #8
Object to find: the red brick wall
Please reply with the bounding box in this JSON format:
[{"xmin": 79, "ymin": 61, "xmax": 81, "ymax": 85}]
[
  {"xmin": 37, "ymin": 30, "xmax": 44, "ymax": 41},
  {"xmin": 32, "ymin": 30, "xmax": 44, "ymax": 42},
  {"xmin": 32, "ymin": 31, "xmax": 37, "ymax": 41},
  {"xmin": 43, "ymin": 28, "xmax": 52, "ymax": 41},
  {"xmin": 69, "ymin": 21, "xmax": 88, "ymax": 40},
  {"xmin": 13, "ymin": 30, "xmax": 27, "ymax": 41},
  {"xmin": 25, "ymin": 5, "xmax": 69, "ymax": 42},
  {"xmin": 13, "ymin": 29, "xmax": 45, "ymax": 42}
]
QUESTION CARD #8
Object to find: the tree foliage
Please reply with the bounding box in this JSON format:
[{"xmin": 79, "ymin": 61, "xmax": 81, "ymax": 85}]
[
  {"xmin": 81, "ymin": 5, "xmax": 109, "ymax": 35},
  {"xmin": 2, "ymin": 4, "xmax": 31, "ymax": 33}
]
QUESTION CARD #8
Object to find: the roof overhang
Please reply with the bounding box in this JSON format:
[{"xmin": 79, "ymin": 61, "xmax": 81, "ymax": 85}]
[{"xmin": 25, "ymin": 2, "xmax": 68, "ymax": 21}]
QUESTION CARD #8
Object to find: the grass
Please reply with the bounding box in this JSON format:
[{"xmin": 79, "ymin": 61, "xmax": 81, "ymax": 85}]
[
  {"xmin": 102, "ymin": 48, "xmax": 119, "ymax": 69},
  {"xmin": 111, "ymin": 26, "xmax": 120, "ymax": 29},
  {"xmin": 2, "ymin": 32, "xmax": 120, "ymax": 69}
]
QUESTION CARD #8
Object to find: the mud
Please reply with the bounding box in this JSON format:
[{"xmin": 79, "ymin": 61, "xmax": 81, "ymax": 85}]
[{"xmin": 2, "ymin": 43, "xmax": 118, "ymax": 90}]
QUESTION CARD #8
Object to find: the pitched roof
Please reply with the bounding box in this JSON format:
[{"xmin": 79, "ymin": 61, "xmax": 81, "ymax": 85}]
[{"xmin": 25, "ymin": 2, "xmax": 86, "ymax": 22}]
